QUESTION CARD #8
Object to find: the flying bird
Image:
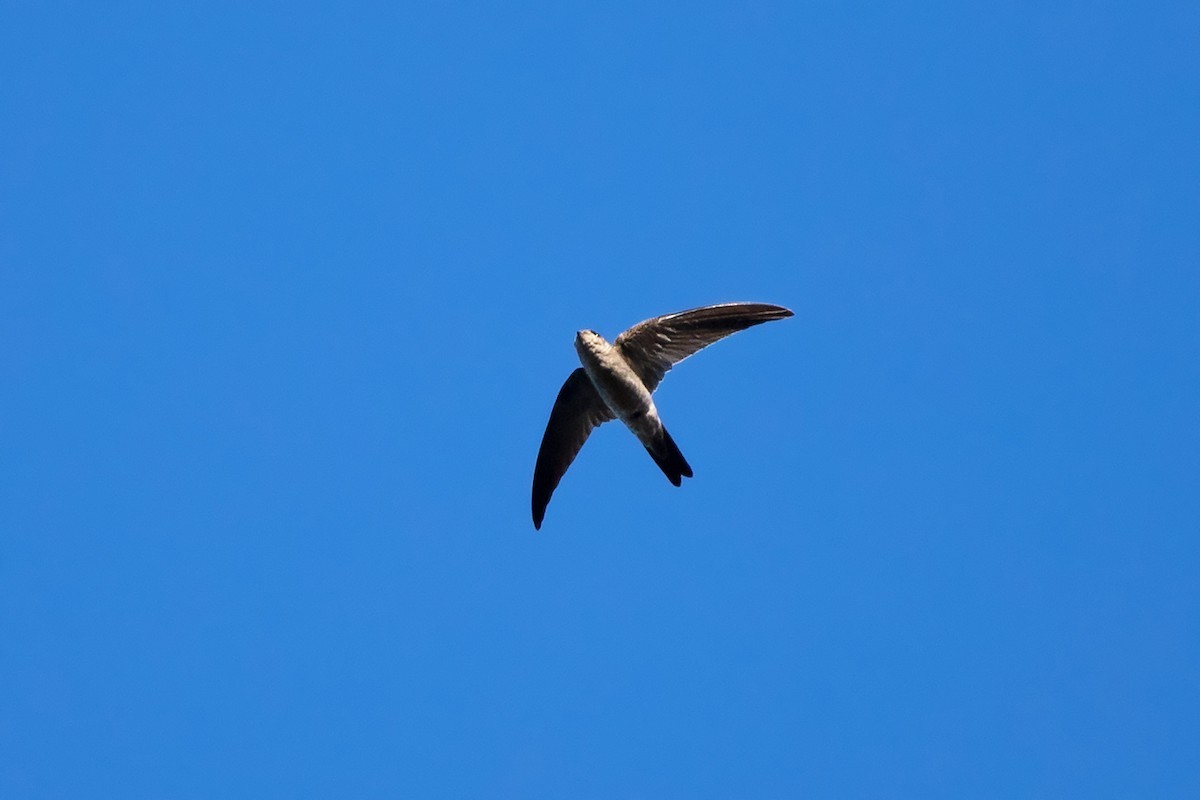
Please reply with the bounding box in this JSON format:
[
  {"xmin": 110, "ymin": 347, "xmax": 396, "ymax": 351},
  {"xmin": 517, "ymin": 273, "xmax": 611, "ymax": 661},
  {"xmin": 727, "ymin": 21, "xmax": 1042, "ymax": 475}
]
[{"xmin": 531, "ymin": 302, "xmax": 793, "ymax": 529}]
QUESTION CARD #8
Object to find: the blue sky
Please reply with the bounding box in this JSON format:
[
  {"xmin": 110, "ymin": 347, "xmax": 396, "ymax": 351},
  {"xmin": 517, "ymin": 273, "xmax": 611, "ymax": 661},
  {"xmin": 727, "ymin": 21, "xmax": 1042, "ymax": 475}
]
[{"xmin": 3, "ymin": 2, "xmax": 1198, "ymax": 797}]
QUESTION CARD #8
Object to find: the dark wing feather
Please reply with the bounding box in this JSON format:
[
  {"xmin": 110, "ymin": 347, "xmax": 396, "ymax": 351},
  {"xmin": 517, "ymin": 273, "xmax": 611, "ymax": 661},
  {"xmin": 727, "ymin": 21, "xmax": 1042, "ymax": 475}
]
[
  {"xmin": 614, "ymin": 302, "xmax": 793, "ymax": 391},
  {"xmin": 531, "ymin": 368, "xmax": 615, "ymax": 529}
]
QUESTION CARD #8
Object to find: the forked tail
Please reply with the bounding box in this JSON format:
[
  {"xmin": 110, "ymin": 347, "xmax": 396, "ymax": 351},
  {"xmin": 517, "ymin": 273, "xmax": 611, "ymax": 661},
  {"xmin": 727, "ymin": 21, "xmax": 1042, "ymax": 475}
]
[{"xmin": 644, "ymin": 425, "xmax": 694, "ymax": 486}]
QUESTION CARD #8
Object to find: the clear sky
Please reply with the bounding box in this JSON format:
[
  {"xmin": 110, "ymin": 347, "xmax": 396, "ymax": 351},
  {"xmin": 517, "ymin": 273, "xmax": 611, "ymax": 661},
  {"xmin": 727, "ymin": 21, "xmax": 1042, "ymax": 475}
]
[{"xmin": 3, "ymin": 2, "xmax": 1198, "ymax": 797}]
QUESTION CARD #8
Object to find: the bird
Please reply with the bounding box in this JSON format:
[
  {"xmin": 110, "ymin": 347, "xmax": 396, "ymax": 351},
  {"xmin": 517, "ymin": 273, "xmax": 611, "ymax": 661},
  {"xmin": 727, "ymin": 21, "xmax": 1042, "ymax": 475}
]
[{"xmin": 531, "ymin": 302, "xmax": 793, "ymax": 529}]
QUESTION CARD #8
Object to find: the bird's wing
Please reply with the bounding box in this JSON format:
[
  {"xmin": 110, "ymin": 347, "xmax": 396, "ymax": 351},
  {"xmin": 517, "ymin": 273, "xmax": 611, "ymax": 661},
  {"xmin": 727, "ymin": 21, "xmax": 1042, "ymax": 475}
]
[
  {"xmin": 531, "ymin": 368, "xmax": 616, "ymax": 529},
  {"xmin": 614, "ymin": 302, "xmax": 793, "ymax": 392}
]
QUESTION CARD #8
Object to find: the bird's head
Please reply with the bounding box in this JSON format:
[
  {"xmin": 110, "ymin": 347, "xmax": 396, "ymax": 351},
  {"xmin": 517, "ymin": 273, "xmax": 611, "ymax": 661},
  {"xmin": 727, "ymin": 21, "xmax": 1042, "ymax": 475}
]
[{"xmin": 574, "ymin": 329, "xmax": 610, "ymax": 358}]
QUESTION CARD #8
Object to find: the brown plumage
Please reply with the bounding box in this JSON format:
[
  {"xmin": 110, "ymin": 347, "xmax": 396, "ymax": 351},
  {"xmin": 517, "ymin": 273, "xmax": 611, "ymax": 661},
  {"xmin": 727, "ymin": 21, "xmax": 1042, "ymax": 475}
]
[{"xmin": 531, "ymin": 302, "xmax": 793, "ymax": 530}]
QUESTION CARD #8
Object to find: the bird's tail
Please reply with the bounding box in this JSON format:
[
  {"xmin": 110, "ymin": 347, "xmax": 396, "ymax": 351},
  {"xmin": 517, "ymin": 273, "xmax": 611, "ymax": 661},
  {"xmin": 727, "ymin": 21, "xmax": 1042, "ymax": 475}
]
[{"xmin": 644, "ymin": 425, "xmax": 694, "ymax": 487}]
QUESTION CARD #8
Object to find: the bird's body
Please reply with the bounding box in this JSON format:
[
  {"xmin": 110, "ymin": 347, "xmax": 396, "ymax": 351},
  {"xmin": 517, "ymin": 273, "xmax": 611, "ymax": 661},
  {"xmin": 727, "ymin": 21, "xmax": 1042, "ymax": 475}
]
[
  {"xmin": 575, "ymin": 330, "xmax": 663, "ymax": 444},
  {"xmin": 574, "ymin": 328, "xmax": 692, "ymax": 488},
  {"xmin": 574, "ymin": 330, "xmax": 653, "ymax": 425},
  {"xmin": 532, "ymin": 302, "xmax": 793, "ymax": 529}
]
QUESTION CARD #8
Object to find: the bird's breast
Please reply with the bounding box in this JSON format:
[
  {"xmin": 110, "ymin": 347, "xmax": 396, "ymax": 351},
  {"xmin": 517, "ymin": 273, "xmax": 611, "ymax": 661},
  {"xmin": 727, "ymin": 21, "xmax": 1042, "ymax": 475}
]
[{"xmin": 576, "ymin": 344, "xmax": 654, "ymax": 422}]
